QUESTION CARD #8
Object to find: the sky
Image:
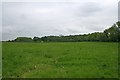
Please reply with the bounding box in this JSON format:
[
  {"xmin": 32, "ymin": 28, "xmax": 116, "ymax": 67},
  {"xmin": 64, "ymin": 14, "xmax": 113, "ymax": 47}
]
[{"xmin": 1, "ymin": 0, "xmax": 119, "ymax": 41}]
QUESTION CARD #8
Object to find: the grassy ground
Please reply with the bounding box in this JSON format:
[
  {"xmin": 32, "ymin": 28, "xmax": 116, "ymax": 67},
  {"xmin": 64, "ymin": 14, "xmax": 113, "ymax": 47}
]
[
  {"xmin": 2, "ymin": 42, "xmax": 118, "ymax": 78},
  {"xmin": 0, "ymin": 42, "xmax": 2, "ymax": 78}
]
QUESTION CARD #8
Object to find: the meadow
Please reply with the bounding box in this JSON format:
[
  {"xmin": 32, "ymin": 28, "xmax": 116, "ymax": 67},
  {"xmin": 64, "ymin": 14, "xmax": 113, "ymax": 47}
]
[
  {"xmin": 2, "ymin": 42, "xmax": 118, "ymax": 78},
  {"xmin": 0, "ymin": 42, "xmax": 2, "ymax": 78}
]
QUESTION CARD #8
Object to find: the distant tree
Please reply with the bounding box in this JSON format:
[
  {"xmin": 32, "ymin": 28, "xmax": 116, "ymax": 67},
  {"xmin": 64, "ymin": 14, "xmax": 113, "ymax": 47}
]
[
  {"xmin": 116, "ymin": 21, "xmax": 120, "ymax": 28},
  {"xmin": 116, "ymin": 21, "xmax": 120, "ymax": 42},
  {"xmin": 41, "ymin": 36, "xmax": 48, "ymax": 42},
  {"xmin": 33, "ymin": 37, "xmax": 41, "ymax": 42},
  {"xmin": 7, "ymin": 40, "xmax": 11, "ymax": 42},
  {"xmin": 97, "ymin": 33, "xmax": 108, "ymax": 42},
  {"xmin": 104, "ymin": 24, "xmax": 119, "ymax": 42},
  {"xmin": 14, "ymin": 37, "xmax": 33, "ymax": 42}
]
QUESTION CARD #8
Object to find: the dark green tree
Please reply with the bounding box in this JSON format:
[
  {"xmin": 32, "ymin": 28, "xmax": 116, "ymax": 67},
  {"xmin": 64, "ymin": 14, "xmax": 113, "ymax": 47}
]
[
  {"xmin": 33, "ymin": 37, "xmax": 41, "ymax": 42},
  {"xmin": 14, "ymin": 37, "xmax": 33, "ymax": 42}
]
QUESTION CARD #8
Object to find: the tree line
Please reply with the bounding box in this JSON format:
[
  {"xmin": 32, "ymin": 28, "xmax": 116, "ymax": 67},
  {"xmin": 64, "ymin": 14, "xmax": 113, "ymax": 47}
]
[{"xmin": 8, "ymin": 21, "xmax": 120, "ymax": 42}]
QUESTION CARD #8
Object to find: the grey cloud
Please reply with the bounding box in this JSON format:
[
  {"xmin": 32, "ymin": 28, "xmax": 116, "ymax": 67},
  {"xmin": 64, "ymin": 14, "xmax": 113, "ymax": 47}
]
[
  {"xmin": 119, "ymin": 1, "xmax": 120, "ymax": 21},
  {"xmin": 67, "ymin": 28, "xmax": 85, "ymax": 34},
  {"xmin": 82, "ymin": 2, "xmax": 102, "ymax": 13},
  {"xmin": 2, "ymin": 1, "xmax": 118, "ymax": 41},
  {"xmin": 0, "ymin": 3, "xmax": 2, "ymax": 41},
  {"xmin": 75, "ymin": 2, "xmax": 103, "ymax": 17}
]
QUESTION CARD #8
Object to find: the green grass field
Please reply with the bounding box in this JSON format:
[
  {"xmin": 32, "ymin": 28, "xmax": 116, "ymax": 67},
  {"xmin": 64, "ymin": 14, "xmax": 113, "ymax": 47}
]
[
  {"xmin": 2, "ymin": 42, "xmax": 118, "ymax": 78},
  {"xmin": 0, "ymin": 42, "xmax": 2, "ymax": 78}
]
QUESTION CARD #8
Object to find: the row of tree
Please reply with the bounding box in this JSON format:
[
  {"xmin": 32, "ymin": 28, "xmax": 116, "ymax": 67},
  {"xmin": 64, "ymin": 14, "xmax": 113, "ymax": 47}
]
[{"xmin": 8, "ymin": 22, "xmax": 120, "ymax": 42}]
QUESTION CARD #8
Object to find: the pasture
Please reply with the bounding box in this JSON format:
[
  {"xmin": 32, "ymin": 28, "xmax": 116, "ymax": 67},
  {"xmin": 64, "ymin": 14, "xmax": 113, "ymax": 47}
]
[
  {"xmin": 2, "ymin": 42, "xmax": 118, "ymax": 78},
  {"xmin": 0, "ymin": 42, "xmax": 2, "ymax": 78}
]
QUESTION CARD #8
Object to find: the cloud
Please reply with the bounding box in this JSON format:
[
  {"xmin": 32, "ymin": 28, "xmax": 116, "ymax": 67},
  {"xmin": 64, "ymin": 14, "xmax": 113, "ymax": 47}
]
[
  {"xmin": 2, "ymin": 0, "xmax": 119, "ymax": 41},
  {"xmin": 119, "ymin": 1, "xmax": 120, "ymax": 21},
  {"xmin": 0, "ymin": 2, "xmax": 2, "ymax": 41},
  {"xmin": 75, "ymin": 2, "xmax": 103, "ymax": 17}
]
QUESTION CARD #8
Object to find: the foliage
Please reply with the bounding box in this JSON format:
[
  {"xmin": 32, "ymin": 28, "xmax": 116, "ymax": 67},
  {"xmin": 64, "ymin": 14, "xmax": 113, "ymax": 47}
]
[
  {"xmin": 14, "ymin": 37, "xmax": 33, "ymax": 42},
  {"xmin": 33, "ymin": 37, "xmax": 41, "ymax": 42}
]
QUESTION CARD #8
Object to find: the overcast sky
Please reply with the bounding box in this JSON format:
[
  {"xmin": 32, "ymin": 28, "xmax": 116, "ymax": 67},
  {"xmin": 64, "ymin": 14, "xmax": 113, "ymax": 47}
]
[{"xmin": 2, "ymin": 0, "xmax": 119, "ymax": 41}]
